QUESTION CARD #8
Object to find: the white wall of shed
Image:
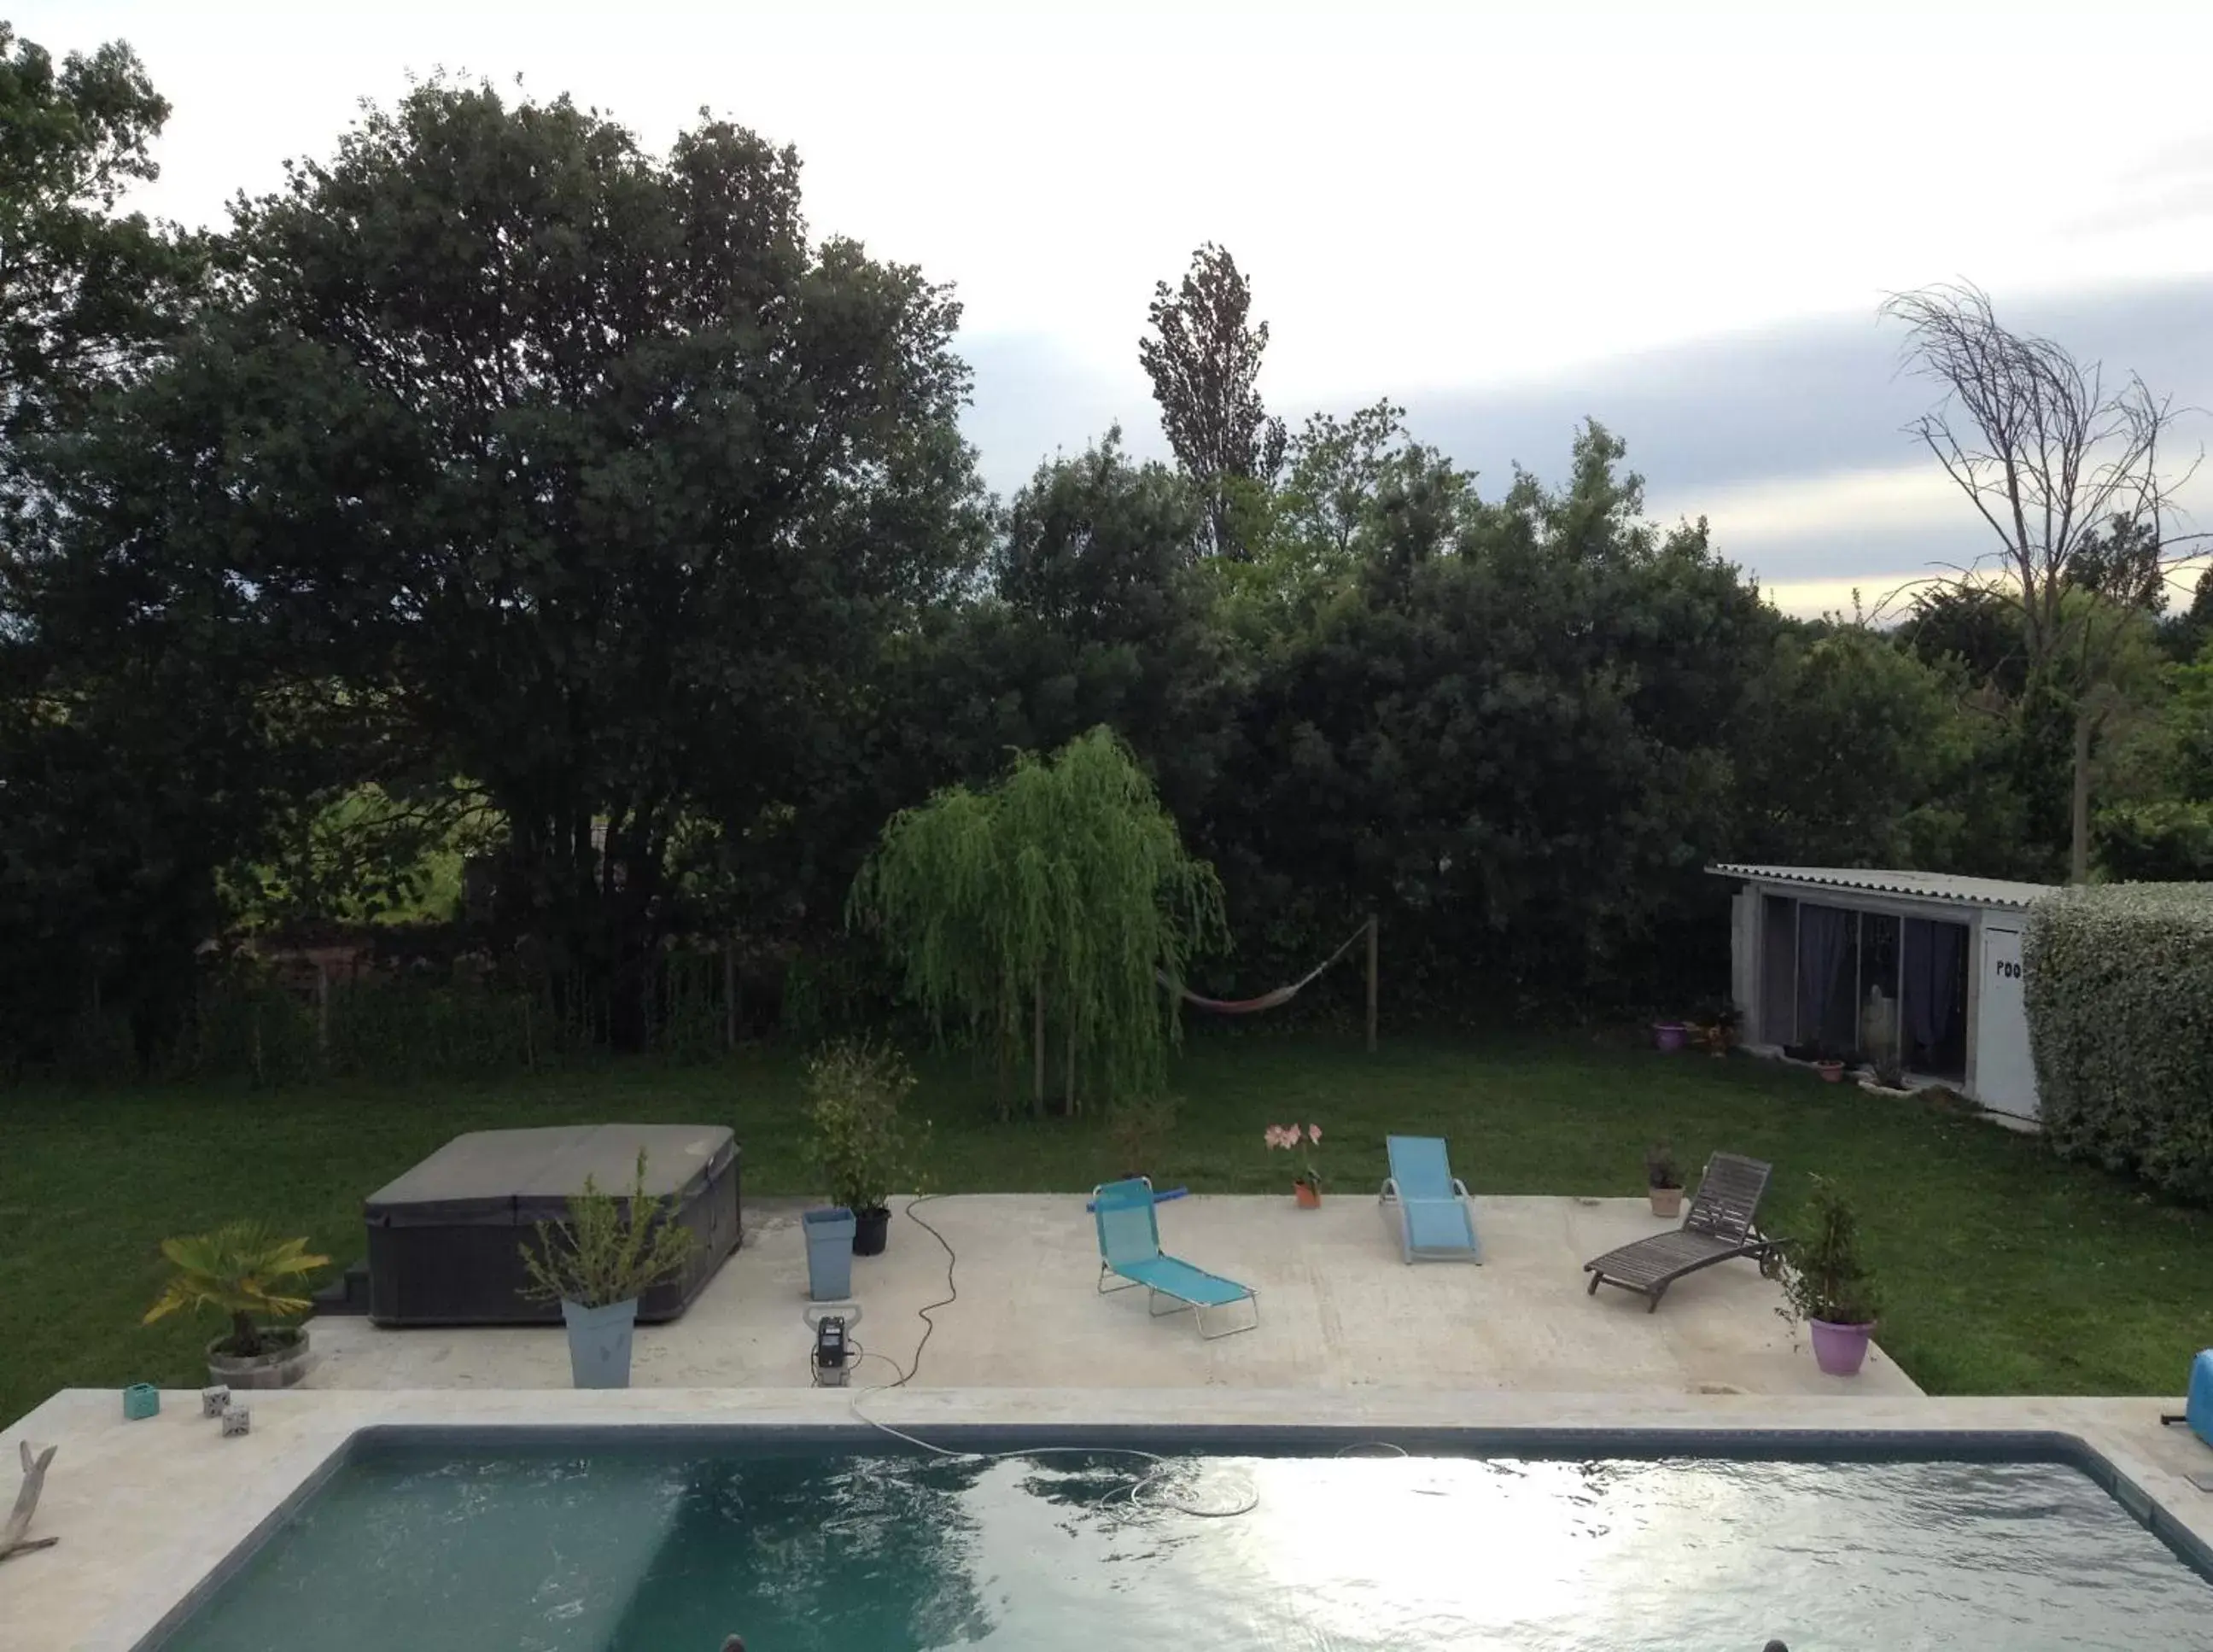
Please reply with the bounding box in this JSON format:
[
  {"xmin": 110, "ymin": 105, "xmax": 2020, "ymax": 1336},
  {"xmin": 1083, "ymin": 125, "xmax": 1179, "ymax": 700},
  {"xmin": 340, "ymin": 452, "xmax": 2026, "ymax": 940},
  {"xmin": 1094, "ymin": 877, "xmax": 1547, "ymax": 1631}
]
[{"xmin": 1971, "ymin": 919, "xmax": 2039, "ymax": 1119}]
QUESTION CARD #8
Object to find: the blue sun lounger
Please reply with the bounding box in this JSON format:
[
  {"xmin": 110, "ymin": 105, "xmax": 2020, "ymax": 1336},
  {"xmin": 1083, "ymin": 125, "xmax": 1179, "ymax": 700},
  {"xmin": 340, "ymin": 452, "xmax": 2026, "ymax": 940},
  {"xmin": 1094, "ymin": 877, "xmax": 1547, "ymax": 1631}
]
[
  {"xmin": 1379, "ymin": 1135, "xmax": 1483, "ymax": 1264},
  {"xmin": 1092, "ymin": 1176, "xmax": 1259, "ymax": 1340}
]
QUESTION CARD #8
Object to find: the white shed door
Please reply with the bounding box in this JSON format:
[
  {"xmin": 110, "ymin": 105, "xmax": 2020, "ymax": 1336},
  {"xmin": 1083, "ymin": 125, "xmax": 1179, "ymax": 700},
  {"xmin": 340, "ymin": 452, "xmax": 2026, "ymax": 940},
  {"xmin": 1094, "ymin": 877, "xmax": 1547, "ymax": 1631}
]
[{"xmin": 1976, "ymin": 925, "xmax": 2038, "ymax": 1118}]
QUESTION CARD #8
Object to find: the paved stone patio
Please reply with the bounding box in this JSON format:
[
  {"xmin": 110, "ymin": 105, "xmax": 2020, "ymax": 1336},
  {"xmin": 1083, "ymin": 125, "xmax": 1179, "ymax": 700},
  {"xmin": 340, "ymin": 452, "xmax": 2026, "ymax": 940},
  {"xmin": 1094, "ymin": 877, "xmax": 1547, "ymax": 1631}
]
[
  {"xmin": 304, "ymin": 1193, "xmax": 1921, "ymax": 1397},
  {"xmin": 11, "ymin": 1194, "xmax": 2213, "ymax": 1652}
]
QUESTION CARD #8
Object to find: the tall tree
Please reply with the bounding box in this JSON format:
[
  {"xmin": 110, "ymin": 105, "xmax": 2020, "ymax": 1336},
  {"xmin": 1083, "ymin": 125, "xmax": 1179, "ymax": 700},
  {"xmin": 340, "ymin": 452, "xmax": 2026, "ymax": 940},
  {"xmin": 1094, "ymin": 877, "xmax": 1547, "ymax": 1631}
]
[
  {"xmin": 0, "ymin": 24, "xmax": 226, "ymax": 1065},
  {"xmin": 1210, "ymin": 424, "xmax": 1773, "ymax": 1014},
  {"xmin": 1883, "ymin": 281, "xmax": 2199, "ymax": 882},
  {"xmin": 0, "ymin": 23, "xmax": 200, "ymax": 508},
  {"xmin": 849, "ymin": 726, "xmax": 1225, "ymax": 1116},
  {"xmin": 49, "ymin": 80, "xmax": 985, "ymax": 1048},
  {"xmin": 1137, "ymin": 242, "xmax": 1285, "ymax": 559}
]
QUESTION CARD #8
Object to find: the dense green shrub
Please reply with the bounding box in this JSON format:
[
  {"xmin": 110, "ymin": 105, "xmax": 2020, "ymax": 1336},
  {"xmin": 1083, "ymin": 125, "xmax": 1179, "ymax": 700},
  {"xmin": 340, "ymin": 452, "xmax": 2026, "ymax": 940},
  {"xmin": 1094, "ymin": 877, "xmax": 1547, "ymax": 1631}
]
[{"xmin": 2024, "ymin": 884, "xmax": 2213, "ymax": 1200}]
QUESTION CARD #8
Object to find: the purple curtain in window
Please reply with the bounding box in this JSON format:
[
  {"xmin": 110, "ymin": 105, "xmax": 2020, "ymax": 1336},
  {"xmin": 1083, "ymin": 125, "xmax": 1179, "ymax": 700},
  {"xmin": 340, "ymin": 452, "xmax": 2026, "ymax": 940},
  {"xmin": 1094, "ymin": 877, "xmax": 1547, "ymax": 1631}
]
[
  {"xmin": 1904, "ymin": 919, "xmax": 1965, "ymax": 1053},
  {"xmin": 1796, "ymin": 905, "xmax": 1850, "ymax": 1048}
]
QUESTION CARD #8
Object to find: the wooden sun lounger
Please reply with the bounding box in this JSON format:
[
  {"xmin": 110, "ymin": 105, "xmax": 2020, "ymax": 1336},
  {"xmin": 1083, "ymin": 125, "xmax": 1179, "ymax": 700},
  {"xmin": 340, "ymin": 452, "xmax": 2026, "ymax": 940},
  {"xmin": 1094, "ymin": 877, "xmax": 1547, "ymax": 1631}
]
[{"xmin": 1583, "ymin": 1152, "xmax": 1778, "ymax": 1311}]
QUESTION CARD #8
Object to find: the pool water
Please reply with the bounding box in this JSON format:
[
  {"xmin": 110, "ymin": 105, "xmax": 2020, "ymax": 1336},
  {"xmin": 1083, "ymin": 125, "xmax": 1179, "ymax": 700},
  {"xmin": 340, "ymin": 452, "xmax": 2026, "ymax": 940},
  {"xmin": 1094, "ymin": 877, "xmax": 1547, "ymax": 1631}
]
[{"xmin": 151, "ymin": 1434, "xmax": 2213, "ymax": 1652}]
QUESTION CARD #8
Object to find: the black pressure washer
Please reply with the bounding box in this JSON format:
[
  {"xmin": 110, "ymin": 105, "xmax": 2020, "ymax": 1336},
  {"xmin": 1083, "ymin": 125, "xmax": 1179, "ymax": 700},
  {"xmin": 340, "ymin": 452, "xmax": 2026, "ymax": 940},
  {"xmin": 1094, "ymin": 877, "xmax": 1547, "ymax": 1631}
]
[{"xmin": 803, "ymin": 1303, "xmax": 861, "ymax": 1388}]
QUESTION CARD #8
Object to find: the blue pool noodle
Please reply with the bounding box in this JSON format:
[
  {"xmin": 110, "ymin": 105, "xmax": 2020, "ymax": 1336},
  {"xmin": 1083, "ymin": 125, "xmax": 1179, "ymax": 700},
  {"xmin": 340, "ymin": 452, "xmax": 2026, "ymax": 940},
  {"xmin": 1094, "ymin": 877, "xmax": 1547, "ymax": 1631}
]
[{"xmin": 1085, "ymin": 1186, "xmax": 1188, "ymax": 1213}]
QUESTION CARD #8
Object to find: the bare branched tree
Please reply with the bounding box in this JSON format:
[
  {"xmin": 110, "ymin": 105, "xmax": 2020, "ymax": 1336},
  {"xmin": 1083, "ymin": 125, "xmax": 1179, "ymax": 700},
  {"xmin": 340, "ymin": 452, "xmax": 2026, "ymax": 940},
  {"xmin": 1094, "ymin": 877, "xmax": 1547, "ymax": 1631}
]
[
  {"xmin": 1138, "ymin": 243, "xmax": 1286, "ymax": 560},
  {"xmin": 1883, "ymin": 281, "xmax": 2204, "ymax": 881}
]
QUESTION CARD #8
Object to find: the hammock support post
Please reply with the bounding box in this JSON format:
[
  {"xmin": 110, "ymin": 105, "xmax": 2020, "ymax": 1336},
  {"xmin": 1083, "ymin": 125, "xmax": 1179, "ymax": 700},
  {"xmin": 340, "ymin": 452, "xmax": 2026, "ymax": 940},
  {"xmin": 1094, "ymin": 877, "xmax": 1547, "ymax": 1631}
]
[
  {"xmin": 1033, "ymin": 979, "xmax": 1046, "ymax": 1118},
  {"xmin": 1366, "ymin": 915, "xmax": 1379, "ymax": 1054}
]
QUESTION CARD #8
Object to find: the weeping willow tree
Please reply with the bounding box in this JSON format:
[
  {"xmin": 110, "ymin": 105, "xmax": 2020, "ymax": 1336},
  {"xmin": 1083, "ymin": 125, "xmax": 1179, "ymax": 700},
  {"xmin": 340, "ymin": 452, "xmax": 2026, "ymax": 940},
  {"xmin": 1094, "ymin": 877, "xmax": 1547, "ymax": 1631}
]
[{"xmin": 847, "ymin": 727, "xmax": 1226, "ymax": 1115}]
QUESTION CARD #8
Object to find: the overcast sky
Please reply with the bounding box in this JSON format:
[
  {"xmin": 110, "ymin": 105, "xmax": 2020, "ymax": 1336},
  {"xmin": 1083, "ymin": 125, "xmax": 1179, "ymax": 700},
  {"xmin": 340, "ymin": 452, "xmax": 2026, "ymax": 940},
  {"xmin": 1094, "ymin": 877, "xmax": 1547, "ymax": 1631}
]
[{"xmin": 21, "ymin": 0, "xmax": 2213, "ymax": 613}]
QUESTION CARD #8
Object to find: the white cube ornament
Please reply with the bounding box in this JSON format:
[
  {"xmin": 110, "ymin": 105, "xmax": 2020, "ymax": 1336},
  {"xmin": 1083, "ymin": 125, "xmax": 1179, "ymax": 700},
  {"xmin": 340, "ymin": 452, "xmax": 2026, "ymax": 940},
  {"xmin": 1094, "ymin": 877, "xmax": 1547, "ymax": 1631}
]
[
  {"xmin": 201, "ymin": 1386, "xmax": 231, "ymax": 1418},
  {"xmin": 221, "ymin": 1404, "xmax": 251, "ymax": 1437}
]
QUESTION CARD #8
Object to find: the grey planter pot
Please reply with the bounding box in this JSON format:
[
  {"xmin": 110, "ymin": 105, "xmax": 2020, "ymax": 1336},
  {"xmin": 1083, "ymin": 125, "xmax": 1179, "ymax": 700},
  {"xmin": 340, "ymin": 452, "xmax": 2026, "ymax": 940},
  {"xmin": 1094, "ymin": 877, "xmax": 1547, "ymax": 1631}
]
[
  {"xmin": 207, "ymin": 1328, "xmax": 312, "ymax": 1391},
  {"xmin": 804, "ymin": 1207, "xmax": 857, "ymax": 1300},
  {"xmin": 561, "ymin": 1298, "xmax": 639, "ymax": 1388}
]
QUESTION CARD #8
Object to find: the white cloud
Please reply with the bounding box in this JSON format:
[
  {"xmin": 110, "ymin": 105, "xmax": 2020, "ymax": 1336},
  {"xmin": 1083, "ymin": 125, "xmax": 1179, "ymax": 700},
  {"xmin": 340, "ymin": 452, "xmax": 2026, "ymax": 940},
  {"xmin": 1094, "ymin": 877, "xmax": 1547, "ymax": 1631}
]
[
  {"xmin": 28, "ymin": 0, "xmax": 2213, "ymax": 400},
  {"xmin": 1651, "ymin": 464, "xmax": 1961, "ymax": 546}
]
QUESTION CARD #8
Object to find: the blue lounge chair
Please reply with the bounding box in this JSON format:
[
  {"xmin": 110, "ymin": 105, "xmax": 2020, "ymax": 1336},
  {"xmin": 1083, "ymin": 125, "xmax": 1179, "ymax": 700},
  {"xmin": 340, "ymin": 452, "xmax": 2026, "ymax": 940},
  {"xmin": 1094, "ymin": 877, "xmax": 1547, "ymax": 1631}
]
[
  {"xmin": 1091, "ymin": 1176, "xmax": 1258, "ymax": 1340},
  {"xmin": 1379, "ymin": 1135, "xmax": 1483, "ymax": 1264}
]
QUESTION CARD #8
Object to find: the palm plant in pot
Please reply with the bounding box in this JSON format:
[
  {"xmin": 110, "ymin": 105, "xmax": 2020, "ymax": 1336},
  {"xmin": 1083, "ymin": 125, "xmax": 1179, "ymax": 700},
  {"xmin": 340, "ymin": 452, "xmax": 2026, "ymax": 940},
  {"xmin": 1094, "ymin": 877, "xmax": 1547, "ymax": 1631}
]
[
  {"xmin": 806, "ymin": 1037, "xmax": 925, "ymax": 1256},
  {"xmin": 519, "ymin": 1152, "xmax": 696, "ymax": 1389},
  {"xmin": 1773, "ymin": 1175, "xmax": 1882, "ymax": 1377},
  {"xmin": 144, "ymin": 1223, "xmax": 330, "ymax": 1390},
  {"xmin": 1645, "ymin": 1141, "xmax": 1685, "ymax": 1218}
]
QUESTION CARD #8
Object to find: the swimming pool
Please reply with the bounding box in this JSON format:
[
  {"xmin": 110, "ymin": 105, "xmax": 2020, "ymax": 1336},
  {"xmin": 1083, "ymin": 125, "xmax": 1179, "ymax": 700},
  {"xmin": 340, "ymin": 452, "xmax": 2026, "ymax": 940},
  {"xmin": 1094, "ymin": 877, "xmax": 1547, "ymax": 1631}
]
[{"xmin": 143, "ymin": 1426, "xmax": 2213, "ymax": 1651}]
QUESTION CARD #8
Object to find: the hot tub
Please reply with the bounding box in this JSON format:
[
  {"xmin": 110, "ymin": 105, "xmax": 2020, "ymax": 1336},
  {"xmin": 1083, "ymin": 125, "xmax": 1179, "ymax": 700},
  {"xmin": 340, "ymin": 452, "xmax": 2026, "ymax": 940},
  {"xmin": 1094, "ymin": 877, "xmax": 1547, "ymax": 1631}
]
[{"xmin": 362, "ymin": 1124, "xmax": 740, "ymax": 1327}]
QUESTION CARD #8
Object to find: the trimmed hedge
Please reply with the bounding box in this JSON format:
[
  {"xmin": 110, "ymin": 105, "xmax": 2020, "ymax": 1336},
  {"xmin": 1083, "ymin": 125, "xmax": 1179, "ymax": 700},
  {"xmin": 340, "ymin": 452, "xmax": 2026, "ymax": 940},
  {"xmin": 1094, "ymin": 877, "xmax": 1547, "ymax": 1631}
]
[{"xmin": 2023, "ymin": 884, "xmax": 2213, "ymax": 1201}]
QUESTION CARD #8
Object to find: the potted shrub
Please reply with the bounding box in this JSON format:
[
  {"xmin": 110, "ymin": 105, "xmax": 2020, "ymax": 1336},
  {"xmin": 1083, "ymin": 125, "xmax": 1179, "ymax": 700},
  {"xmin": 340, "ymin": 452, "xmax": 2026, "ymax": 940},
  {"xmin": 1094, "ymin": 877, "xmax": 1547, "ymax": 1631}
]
[
  {"xmin": 144, "ymin": 1223, "xmax": 330, "ymax": 1390},
  {"xmin": 1645, "ymin": 1141, "xmax": 1685, "ymax": 1218},
  {"xmin": 1265, "ymin": 1122, "xmax": 1324, "ymax": 1206},
  {"xmin": 806, "ymin": 1037, "xmax": 924, "ymax": 1256},
  {"xmin": 518, "ymin": 1151, "xmax": 696, "ymax": 1389},
  {"xmin": 1773, "ymin": 1175, "xmax": 1882, "ymax": 1377}
]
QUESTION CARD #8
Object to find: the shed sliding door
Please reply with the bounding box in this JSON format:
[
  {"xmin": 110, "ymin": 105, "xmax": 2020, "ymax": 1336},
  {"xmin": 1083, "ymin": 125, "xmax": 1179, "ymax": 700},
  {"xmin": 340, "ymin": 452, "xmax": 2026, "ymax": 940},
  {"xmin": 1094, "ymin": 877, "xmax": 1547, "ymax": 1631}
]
[
  {"xmin": 1757, "ymin": 896, "xmax": 1958, "ymax": 1070},
  {"xmin": 1901, "ymin": 917, "xmax": 1969, "ymax": 1080},
  {"xmin": 1795, "ymin": 902, "xmax": 1858, "ymax": 1056}
]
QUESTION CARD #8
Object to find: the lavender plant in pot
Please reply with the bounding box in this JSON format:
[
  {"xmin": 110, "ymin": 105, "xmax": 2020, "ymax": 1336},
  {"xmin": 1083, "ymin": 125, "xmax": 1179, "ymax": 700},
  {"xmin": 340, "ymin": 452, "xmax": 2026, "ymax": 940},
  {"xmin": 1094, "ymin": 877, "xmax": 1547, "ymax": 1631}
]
[
  {"xmin": 1773, "ymin": 1175, "xmax": 1881, "ymax": 1377},
  {"xmin": 519, "ymin": 1152, "xmax": 696, "ymax": 1390}
]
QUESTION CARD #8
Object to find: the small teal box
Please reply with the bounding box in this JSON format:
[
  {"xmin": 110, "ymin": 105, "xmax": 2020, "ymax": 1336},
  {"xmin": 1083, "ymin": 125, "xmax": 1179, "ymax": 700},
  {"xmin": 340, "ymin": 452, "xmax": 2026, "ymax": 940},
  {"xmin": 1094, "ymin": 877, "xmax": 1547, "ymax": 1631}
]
[
  {"xmin": 2187, "ymin": 1350, "xmax": 2213, "ymax": 1449},
  {"xmin": 122, "ymin": 1383, "xmax": 161, "ymax": 1421}
]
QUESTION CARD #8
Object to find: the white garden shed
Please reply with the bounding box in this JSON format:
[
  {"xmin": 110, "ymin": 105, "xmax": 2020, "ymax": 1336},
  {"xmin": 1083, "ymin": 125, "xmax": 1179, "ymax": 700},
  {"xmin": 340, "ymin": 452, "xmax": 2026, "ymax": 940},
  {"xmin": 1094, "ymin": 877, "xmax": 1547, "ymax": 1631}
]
[{"xmin": 1707, "ymin": 864, "xmax": 2056, "ymax": 1121}]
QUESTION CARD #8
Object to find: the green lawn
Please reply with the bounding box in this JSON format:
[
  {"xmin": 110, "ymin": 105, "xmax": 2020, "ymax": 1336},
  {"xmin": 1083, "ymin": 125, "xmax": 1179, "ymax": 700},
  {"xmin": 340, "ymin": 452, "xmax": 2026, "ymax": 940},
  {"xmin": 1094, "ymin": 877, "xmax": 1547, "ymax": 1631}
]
[{"xmin": 4, "ymin": 1030, "xmax": 2210, "ymax": 1427}]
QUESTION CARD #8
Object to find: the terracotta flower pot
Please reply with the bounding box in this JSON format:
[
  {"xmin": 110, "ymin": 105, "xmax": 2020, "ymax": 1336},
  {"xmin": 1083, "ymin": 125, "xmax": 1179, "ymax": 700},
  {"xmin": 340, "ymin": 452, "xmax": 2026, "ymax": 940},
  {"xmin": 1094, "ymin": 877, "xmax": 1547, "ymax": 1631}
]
[
  {"xmin": 1649, "ymin": 1186, "xmax": 1684, "ymax": 1219},
  {"xmin": 1817, "ymin": 1060, "xmax": 1845, "ymax": 1083},
  {"xmin": 1293, "ymin": 1181, "xmax": 1322, "ymax": 1209},
  {"xmin": 1652, "ymin": 1022, "xmax": 1686, "ymax": 1052}
]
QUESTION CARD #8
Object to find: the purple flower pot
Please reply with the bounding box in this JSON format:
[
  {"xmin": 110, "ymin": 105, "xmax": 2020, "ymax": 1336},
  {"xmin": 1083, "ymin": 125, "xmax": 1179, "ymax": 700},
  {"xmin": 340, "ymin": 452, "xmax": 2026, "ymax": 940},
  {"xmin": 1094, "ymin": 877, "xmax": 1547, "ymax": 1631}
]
[
  {"xmin": 1652, "ymin": 1022, "xmax": 1686, "ymax": 1052},
  {"xmin": 1809, "ymin": 1318, "xmax": 1875, "ymax": 1377}
]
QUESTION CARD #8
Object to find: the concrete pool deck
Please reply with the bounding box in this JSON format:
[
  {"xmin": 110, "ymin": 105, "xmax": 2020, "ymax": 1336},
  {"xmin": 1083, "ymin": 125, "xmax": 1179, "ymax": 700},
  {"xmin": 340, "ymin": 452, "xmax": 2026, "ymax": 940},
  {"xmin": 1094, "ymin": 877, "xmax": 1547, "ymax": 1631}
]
[
  {"xmin": 7, "ymin": 1194, "xmax": 2211, "ymax": 1650},
  {"xmin": 301, "ymin": 1193, "xmax": 1923, "ymax": 1397}
]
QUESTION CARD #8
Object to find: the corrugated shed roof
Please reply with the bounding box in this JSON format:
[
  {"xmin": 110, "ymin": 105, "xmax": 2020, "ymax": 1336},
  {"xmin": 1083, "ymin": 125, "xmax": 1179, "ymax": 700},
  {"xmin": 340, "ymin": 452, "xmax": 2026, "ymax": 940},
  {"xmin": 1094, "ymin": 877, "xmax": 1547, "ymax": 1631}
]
[{"xmin": 1706, "ymin": 863, "xmax": 2057, "ymax": 910}]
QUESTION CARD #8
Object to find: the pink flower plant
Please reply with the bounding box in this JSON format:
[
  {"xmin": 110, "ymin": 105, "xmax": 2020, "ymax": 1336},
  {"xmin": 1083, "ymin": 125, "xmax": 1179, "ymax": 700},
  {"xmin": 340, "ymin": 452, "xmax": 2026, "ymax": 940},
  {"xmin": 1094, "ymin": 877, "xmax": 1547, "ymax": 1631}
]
[{"xmin": 1263, "ymin": 1122, "xmax": 1324, "ymax": 1186}]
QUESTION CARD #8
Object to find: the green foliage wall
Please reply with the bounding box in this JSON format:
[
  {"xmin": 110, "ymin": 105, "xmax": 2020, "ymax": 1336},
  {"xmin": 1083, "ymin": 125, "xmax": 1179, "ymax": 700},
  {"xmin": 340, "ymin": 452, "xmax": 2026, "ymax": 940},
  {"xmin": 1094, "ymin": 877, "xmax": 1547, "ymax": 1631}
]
[
  {"xmin": 2024, "ymin": 884, "xmax": 2213, "ymax": 1200},
  {"xmin": 20, "ymin": 18, "xmax": 2212, "ymax": 1076}
]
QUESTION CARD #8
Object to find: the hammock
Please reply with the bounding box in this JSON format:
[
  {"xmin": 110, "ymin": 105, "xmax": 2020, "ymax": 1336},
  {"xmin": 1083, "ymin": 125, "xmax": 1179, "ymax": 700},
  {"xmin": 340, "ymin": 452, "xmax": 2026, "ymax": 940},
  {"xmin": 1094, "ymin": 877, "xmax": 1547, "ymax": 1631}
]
[{"xmin": 1163, "ymin": 921, "xmax": 1372, "ymax": 1014}]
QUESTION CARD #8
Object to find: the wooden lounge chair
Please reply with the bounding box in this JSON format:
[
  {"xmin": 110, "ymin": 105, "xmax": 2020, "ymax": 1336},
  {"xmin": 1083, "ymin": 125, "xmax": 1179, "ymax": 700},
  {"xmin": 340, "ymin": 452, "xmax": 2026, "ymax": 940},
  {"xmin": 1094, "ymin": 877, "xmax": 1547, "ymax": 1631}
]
[
  {"xmin": 1092, "ymin": 1176, "xmax": 1259, "ymax": 1340},
  {"xmin": 1583, "ymin": 1152, "xmax": 1779, "ymax": 1311}
]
